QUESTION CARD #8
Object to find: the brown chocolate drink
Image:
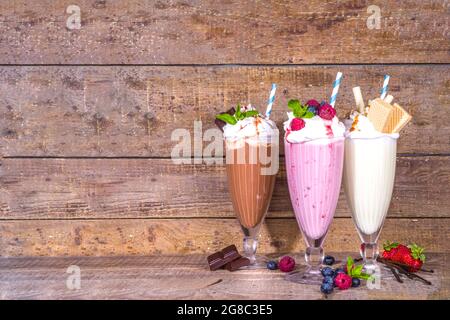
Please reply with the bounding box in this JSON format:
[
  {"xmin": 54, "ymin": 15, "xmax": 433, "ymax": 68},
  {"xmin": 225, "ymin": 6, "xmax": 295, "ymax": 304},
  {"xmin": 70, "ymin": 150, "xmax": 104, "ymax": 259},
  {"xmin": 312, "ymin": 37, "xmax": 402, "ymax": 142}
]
[
  {"xmin": 219, "ymin": 109, "xmax": 279, "ymax": 266},
  {"xmin": 225, "ymin": 138, "xmax": 277, "ymax": 229}
]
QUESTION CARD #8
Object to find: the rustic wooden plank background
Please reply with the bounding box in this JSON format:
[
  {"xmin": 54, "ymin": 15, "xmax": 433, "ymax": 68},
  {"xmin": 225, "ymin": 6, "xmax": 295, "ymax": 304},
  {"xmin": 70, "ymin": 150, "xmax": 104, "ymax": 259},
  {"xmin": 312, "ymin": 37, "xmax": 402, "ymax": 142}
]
[
  {"xmin": 0, "ymin": 157, "xmax": 448, "ymax": 219},
  {"xmin": 0, "ymin": 0, "xmax": 449, "ymax": 259},
  {"xmin": 1, "ymin": 66, "xmax": 449, "ymax": 156},
  {"xmin": 0, "ymin": 0, "xmax": 448, "ymax": 64}
]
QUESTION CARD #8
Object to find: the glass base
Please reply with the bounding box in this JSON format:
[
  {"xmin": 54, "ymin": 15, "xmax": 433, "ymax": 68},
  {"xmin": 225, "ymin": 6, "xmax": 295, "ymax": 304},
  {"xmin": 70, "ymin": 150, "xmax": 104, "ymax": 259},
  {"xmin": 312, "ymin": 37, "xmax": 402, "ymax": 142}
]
[
  {"xmin": 238, "ymin": 255, "xmax": 268, "ymax": 270},
  {"xmin": 285, "ymin": 266, "xmax": 323, "ymax": 285}
]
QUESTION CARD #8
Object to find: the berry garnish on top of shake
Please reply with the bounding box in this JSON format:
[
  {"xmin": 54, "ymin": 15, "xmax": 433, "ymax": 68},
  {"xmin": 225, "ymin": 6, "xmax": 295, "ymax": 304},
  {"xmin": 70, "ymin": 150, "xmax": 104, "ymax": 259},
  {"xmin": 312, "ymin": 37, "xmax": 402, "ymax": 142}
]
[{"xmin": 283, "ymin": 99, "xmax": 345, "ymax": 143}]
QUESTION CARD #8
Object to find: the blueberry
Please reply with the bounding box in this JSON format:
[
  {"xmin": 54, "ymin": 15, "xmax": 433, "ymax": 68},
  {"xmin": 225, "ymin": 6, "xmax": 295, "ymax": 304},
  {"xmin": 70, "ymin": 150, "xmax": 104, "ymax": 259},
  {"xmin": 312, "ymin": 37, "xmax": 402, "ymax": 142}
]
[
  {"xmin": 323, "ymin": 255, "xmax": 335, "ymax": 266},
  {"xmin": 321, "ymin": 267, "xmax": 335, "ymax": 277},
  {"xmin": 320, "ymin": 282, "xmax": 334, "ymax": 294},
  {"xmin": 323, "ymin": 276, "xmax": 334, "ymax": 285},
  {"xmin": 334, "ymin": 267, "xmax": 346, "ymax": 275},
  {"xmin": 307, "ymin": 106, "xmax": 317, "ymax": 115},
  {"xmin": 351, "ymin": 278, "xmax": 361, "ymax": 287},
  {"xmin": 266, "ymin": 260, "xmax": 278, "ymax": 270},
  {"xmin": 320, "ymin": 101, "xmax": 326, "ymax": 107}
]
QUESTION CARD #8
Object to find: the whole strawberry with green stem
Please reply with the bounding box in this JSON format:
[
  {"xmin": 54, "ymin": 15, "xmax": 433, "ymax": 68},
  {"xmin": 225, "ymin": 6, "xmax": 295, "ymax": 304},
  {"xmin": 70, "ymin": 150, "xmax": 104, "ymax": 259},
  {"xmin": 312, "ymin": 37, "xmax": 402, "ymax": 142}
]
[{"xmin": 403, "ymin": 244, "xmax": 426, "ymax": 272}]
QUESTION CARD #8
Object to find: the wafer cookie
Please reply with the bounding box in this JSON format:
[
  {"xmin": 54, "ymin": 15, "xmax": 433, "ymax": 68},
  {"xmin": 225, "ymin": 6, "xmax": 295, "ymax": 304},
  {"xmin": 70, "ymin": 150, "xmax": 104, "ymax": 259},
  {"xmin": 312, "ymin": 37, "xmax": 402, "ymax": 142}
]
[{"xmin": 368, "ymin": 98, "xmax": 394, "ymax": 133}]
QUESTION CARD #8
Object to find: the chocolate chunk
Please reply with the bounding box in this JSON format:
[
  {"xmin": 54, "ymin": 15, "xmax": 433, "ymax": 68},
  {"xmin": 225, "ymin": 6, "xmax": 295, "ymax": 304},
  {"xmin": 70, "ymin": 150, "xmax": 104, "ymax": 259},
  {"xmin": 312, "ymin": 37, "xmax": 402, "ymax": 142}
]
[
  {"xmin": 207, "ymin": 244, "xmax": 241, "ymax": 271},
  {"xmin": 225, "ymin": 257, "xmax": 251, "ymax": 271},
  {"xmin": 214, "ymin": 118, "xmax": 226, "ymax": 132},
  {"xmin": 214, "ymin": 107, "xmax": 236, "ymax": 131},
  {"xmin": 207, "ymin": 252, "xmax": 225, "ymax": 271},
  {"xmin": 221, "ymin": 244, "xmax": 240, "ymax": 262}
]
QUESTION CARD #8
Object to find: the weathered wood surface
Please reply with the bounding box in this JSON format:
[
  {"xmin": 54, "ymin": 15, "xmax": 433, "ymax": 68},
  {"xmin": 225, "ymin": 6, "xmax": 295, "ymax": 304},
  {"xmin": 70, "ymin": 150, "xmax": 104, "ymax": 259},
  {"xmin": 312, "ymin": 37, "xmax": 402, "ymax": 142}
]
[
  {"xmin": 1, "ymin": 66, "xmax": 449, "ymax": 157},
  {"xmin": 0, "ymin": 156, "xmax": 448, "ymax": 219},
  {"xmin": 0, "ymin": 254, "xmax": 447, "ymax": 299},
  {"xmin": 0, "ymin": 218, "xmax": 448, "ymax": 257},
  {"xmin": 0, "ymin": 0, "xmax": 449, "ymax": 64}
]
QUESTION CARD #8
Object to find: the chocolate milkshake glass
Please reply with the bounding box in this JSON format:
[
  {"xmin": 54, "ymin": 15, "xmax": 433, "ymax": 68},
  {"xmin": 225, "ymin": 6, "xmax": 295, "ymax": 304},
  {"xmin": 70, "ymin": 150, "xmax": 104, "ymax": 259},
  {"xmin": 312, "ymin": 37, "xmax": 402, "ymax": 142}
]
[
  {"xmin": 284, "ymin": 99, "xmax": 345, "ymax": 284},
  {"xmin": 223, "ymin": 111, "xmax": 279, "ymax": 267}
]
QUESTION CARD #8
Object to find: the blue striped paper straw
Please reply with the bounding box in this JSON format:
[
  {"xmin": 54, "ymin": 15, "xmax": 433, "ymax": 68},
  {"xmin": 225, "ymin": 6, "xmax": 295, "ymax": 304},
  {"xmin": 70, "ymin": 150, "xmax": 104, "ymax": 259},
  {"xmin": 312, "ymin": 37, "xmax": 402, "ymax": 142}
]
[
  {"xmin": 380, "ymin": 75, "xmax": 390, "ymax": 100},
  {"xmin": 329, "ymin": 72, "xmax": 343, "ymax": 108},
  {"xmin": 265, "ymin": 83, "xmax": 277, "ymax": 119}
]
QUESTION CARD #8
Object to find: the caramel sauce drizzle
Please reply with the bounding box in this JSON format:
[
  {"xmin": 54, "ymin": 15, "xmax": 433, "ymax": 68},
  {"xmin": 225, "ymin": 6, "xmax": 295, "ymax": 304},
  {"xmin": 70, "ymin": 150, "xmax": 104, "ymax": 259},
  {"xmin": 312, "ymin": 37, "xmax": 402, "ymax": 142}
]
[{"xmin": 349, "ymin": 115, "xmax": 359, "ymax": 132}]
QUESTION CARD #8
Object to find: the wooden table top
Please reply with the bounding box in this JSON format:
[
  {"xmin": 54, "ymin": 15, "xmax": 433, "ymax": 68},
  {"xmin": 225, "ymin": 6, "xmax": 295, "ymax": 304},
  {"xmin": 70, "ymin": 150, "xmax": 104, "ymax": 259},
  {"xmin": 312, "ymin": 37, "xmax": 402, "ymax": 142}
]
[{"xmin": 0, "ymin": 253, "xmax": 447, "ymax": 300}]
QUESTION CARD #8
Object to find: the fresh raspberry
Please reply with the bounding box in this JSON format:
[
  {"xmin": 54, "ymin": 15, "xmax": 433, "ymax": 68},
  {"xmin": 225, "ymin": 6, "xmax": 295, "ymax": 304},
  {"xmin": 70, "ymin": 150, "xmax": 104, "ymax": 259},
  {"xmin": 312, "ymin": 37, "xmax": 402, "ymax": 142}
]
[
  {"xmin": 306, "ymin": 99, "xmax": 320, "ymax": 108},
  {"xmin": 290, "ymin": 118, "xmax": 305, "ymax": 131},
  {"xmin": 334, "ymin": 273, "xmax": 352, "ymax": 290},
  {"xmin": 279, "ymin": 256, "xmax": 296, "ymax": 272},
  {"xmin": 318, "ymin": 103, "xmax": 336, "ymax": 120}
]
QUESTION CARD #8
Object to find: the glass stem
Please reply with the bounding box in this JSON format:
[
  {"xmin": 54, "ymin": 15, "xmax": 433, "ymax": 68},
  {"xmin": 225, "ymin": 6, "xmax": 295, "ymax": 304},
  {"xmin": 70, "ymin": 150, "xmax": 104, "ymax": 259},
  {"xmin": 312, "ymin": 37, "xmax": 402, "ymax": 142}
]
[
  {"xmin": 243, "ymin": 236, "xmax": 258, "ymax": 265},
  {"xmin": 360, "ymin": 242, "xmax": 379, "ymax": 270},
  {"xmin": 305, "ymin": 246, "xmax": 323, "ymax": 273}
]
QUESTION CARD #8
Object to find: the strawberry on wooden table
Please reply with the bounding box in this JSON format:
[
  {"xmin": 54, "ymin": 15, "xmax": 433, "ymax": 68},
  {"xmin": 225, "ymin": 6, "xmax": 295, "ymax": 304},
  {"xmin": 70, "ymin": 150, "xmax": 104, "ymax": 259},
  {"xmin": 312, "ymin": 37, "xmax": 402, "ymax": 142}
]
[
  {"xmin": 403, "ymin": 244, "xmax": 426, "ymax": 272},
  {"xmin": 382, "ymin": 241, "xmax": 426, "ymax": 273}
]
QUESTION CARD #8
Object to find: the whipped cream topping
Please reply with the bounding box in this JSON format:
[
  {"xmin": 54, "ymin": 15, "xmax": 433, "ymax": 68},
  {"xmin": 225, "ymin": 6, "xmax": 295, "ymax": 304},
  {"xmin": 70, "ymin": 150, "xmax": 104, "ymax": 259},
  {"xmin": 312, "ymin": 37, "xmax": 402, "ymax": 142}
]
[
  {"xmin": 283, "ymin": 112, "xmax": 345, "ymax": 143},
  {"xmin": 344, "ymin": 111, "xmax": 399, "ymax": 139},
  {"xmin": 223, "ymin": 115, "xmax": 278, "ymax": 141}
]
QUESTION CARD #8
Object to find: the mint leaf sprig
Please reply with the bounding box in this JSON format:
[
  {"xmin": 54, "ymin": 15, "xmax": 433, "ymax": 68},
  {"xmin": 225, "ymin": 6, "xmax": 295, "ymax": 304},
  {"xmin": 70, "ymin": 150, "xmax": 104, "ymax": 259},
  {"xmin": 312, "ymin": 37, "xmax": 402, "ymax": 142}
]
[
  {"xmin": 215, "ymin": 113, "xmax": 237, "ymax": 125},
  {"xmin": 346, "ymin": 256, "xmax": 373, "ymax": 280},
  {"xmin": 288, "ymin": 99, "xmax": 315, "ymax": 119},
  {"xmin": 216, "ymin": 104, "xmax": 259, "ymax": 125}
]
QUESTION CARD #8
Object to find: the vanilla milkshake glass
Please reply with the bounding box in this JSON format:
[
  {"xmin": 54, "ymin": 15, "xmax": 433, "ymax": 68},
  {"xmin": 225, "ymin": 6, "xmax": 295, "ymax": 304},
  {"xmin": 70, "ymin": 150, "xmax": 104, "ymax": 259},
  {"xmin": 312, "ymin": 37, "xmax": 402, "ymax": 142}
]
[
  {"xmin": 284, "ymin": 101, "xmax": 345, "ymax": 284},
  {"xmin": 344, "ymin": 115, "xmax": 399, "ymax": 272}
]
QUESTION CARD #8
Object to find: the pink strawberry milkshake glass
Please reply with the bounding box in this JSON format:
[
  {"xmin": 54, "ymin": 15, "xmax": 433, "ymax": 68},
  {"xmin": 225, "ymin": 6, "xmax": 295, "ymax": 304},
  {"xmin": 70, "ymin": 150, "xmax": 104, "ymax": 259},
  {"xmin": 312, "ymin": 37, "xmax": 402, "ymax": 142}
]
[{"xmin": 284, "ymin": 100, "xmax": 345, "ymax": 284}]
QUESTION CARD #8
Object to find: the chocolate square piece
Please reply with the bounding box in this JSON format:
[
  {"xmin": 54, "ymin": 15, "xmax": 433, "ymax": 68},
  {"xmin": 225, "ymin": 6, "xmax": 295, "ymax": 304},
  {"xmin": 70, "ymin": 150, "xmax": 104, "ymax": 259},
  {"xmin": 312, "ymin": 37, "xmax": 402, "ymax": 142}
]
[
  {"xmin": 221, "ymin": 245, "xmax": 240, "ymax": 262},
  {"xmin": 207, "ymin": 244, "xmax": 241, "ymax": 271},
  {"xmin": 225, "ymin": 257, "xmax": 251, "ymax": 271},
  {"xmin": 207, "ymin": 251, "xmax": 227, "ymax": 271}
]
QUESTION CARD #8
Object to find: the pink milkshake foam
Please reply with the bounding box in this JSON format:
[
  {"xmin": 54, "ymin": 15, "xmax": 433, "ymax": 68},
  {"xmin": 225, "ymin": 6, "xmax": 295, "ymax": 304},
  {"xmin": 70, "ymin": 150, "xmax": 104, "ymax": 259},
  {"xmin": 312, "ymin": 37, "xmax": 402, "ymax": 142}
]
[{"xmin": 285, "ymin": 138, "xmax": 344, "ymax": 240}]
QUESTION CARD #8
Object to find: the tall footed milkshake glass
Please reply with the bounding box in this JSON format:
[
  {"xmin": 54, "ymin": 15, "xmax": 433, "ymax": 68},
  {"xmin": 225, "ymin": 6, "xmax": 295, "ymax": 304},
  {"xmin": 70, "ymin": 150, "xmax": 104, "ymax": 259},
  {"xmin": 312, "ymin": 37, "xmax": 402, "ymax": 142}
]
[
  {"xmin": 343, "ymin": 108, "xmax": 401, "ymax": 275},
  {"xmin": 220, "ymin": 106, "xmax": 279, "ymax": 268},
  {"xmin": 343, "ymin": 135, "xmax": 397, "ymax": 273},
  {"xmin": 283, "ymin": 99, "xmax": 345, "ymax": 284}
]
